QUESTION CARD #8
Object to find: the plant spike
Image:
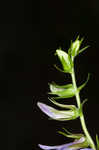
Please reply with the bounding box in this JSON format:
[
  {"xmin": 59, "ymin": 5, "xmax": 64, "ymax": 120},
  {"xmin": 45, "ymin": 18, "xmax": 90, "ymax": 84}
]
[{"xmin": 37, "ymin": 36, "xmax": 97, "ymax": 150}]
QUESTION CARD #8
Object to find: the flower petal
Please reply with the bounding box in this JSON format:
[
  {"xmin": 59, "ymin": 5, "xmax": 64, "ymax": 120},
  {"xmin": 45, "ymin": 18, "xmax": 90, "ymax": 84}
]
[
  {"xmin": 80, "ymin": 149, "xmax": 93, "ymax": 150},
  {"xmin": 38, "ymin": 142, "xmax": 75, "ymax": 150},
  {"xmin": 37, "ymin": 102, "xmax": 56, "ymax": 119},
  {"xmin": 38, "ymin": 137, "xmax": 87, "ymax": 150}
]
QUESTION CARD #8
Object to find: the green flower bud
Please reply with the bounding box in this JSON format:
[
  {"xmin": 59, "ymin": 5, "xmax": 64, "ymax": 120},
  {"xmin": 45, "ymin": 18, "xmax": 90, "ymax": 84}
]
[
  {"xmin": 68, "ymin": 36, "xmax": 89, "ymax": 59},
  {"xmin": 70, "ymin": 36, "xmax": 83, "ymax": 57},
  {"xmin": 49, "ymin": 83, "xmax": 76, "ymax": 99},
  {"xmin": 56, "ymin": 49, "xmax": 72, "ymax": 73}
]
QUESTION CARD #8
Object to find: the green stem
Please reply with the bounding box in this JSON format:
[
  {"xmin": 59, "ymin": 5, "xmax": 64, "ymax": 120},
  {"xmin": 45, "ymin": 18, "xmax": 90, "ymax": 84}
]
[{"xmin": 71, "ymin": 67, "xmax": 96, "ymax": 150}]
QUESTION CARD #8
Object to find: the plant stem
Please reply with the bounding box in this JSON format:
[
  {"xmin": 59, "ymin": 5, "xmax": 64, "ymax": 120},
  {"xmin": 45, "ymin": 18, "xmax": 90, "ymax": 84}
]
[{"xmin": 71, "ymin": 67, "xmax": 96, "ymax": 150}]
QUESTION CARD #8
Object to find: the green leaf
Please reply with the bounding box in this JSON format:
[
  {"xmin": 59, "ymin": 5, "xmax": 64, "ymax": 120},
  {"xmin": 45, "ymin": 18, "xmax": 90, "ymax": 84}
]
[
  {"xmin": 54, "ymin": 64, "xmax": 67, "ymax": 73},
  {"xmin": 78, "ymin": 45, "xmax": 90, "ymax": 55},
  {"xmin": 78, "ymin": 99, "xmax": 88, "ymax": 117},
  {"xmin": 58, "ymin": 131, "xmax": 69, "ymax": 138},
  {"xmin": 50, "ymin": 95, "xmax": 73, "ymax": 99},
  {"xmin": 78, "ymin": 73, "xmax": 90, "ymax": 92},
  {"xmin": 62, "ymin": 128, "xmax": 72, "ymax": 135}
]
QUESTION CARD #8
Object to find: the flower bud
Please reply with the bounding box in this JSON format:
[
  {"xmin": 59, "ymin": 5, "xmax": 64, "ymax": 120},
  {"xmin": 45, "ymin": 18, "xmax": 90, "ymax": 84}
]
[
  {"xmin": 49, "ymin": 83, "xmax": 76, "ymax": 99},
  {"xmin": 56, "ymin": 49, "xmax": 72, "ymax": 73},
  {"xmin": 71, "ymin": 38, "xmax": 82, "ymax": 57}
]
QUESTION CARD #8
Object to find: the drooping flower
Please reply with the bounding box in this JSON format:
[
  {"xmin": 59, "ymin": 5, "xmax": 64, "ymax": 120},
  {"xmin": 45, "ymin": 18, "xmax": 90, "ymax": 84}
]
[
  {"xmin": 37, "ymin": 102, "xmax": 79, "ymax": 121},
  {"xmin": 38, "ymin": 136, "xmax": 91, "ymax": 150}
]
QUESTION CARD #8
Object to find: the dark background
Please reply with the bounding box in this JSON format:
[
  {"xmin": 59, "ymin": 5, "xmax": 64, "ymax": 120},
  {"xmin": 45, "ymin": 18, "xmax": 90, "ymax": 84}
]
[{"xmin": 0, "ymin": 0, "xmax": 99, "ymax": 150}]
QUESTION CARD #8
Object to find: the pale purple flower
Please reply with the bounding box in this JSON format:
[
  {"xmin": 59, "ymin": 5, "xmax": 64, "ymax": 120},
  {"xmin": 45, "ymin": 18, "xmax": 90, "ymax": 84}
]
[
  {"xmin": 37, "ymin": 102, "xmax": 79, "ymax": 121},
  {"xmin": 38, "ymin": 137, "xmax": 93, "ymax": 150}
]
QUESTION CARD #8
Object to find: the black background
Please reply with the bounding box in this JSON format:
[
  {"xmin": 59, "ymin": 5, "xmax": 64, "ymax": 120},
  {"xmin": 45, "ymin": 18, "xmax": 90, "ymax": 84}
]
[{"xmin": 0, "ymin": 1, "xmax": 99, "ymax": 150}]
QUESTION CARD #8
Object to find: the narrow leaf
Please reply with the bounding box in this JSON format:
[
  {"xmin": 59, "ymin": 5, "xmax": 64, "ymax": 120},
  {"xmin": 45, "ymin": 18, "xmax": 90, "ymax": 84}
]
[
  {"xmin": 78, "ymin": 73, "xmax": 90, "ymax": 92},
  {"xmin": 58, "ymin": 131, "xmax": 68, "ymax": 138},
  {"xmin": 58, "ymin": 129, "xmax": 84, "ymax": 139},
  {"xmin": 96, "ymin": 134, "xmax": 99, "ymax": 150},
  {"xmin": 78, "ymin": 45, "xmax": 90, "ymax": 55},
  {"xmin": 54, "ymin": 64, "xmax": 69, "ymax": 73},
  {"xmin": 48, "ymin": 97, "xmax": 76, "ymax": 110}
]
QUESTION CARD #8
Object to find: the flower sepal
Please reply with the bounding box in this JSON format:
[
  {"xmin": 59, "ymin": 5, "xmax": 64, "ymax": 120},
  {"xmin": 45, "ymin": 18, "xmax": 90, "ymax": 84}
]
[{"xmin": 58, "ymin": 128, "xmax": 84, "ymax": 139}]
